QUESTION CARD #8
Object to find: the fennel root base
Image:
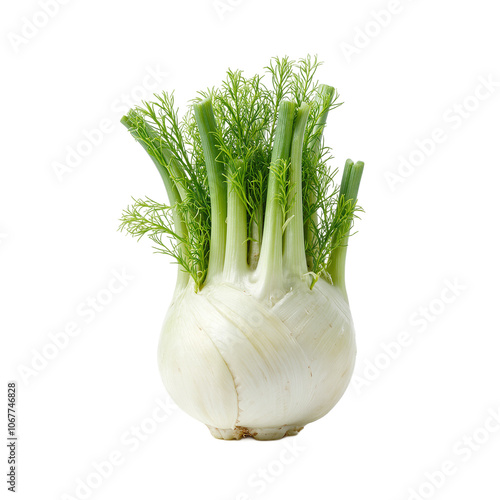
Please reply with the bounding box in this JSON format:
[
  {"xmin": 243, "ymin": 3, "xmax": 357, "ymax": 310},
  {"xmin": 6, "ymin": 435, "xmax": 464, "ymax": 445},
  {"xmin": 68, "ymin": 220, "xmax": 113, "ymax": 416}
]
[{"xmin": 207, "ymin": 424, "xmax": 304, "ymax": 440}]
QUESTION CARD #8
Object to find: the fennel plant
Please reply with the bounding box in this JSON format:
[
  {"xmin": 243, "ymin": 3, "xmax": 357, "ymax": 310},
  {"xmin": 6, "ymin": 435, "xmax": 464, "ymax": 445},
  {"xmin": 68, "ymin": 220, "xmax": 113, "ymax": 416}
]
[{"xmin": 120, "ymin": 56, "xmax": 364, "ymax": 440}]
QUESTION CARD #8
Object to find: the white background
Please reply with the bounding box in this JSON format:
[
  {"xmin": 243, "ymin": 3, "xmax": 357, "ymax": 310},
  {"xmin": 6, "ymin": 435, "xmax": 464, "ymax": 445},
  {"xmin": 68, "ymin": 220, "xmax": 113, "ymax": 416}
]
[{"xmin": 2, "ymin": 0, "xmax": 500, "ymax": 499}]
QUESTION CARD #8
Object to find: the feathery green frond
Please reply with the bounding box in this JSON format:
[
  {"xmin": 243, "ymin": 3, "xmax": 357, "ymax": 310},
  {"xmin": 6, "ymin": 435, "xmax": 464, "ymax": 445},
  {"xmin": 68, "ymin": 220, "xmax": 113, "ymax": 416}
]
[{"xmin": 120, "ymin": 56, "xmax": 363, "ymax": 292}]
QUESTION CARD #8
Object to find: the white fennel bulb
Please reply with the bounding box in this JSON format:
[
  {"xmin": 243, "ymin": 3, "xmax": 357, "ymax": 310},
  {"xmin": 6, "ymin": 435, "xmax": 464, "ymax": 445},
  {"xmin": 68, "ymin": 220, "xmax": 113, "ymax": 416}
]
[
  {"xmin": 120, "ymin": 56, "xmax": 365, "ymax": 440},
  {"xmin": 158, "ymin": 279, "xmax": 355, "ymax": 440}
]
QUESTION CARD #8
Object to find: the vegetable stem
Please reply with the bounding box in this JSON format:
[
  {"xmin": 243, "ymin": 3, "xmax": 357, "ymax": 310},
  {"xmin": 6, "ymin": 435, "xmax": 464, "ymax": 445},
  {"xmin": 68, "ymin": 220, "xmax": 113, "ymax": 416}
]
[
  {"xmin": 305, "ymin": 84, "xmax": 336, "ymax": 270},
  {"xmin": 120, "ymin": 114, "xmax": 189, "ymax": 289},
  {"xmin": 121, "ymin": 115, "xmax": 181, "ymax": 208},
  {"xmin": 283, "ymin": 102, "xmax": 310, "ymax": 279},
  {"xmin": 159, "ymin": 148, "xmax": 189, "ymax": 202},
  {"xmin": 327, "ymin": 159, "xmax": 364, "ymax": 298},
  {"xmin": 249, "ymin": 204, "xmax": 263, "ymax": 270},
  {"xmin": 193, "ymin": 98, "xmax": 227, "ymax": 282},
  {"xmin": 309, "ymin": 84, "xmax": 336, "ymax": 155},
  {"xmin": 256, "ymin": 100, "xmax": 296, "ymax": 295},
  {"xmin": 132, "ymin": 113, "xmax": 190, "ymax": 204},
  {"xmin": 223, "ymin": 160, "xmax": 248, "ymax": 281}
]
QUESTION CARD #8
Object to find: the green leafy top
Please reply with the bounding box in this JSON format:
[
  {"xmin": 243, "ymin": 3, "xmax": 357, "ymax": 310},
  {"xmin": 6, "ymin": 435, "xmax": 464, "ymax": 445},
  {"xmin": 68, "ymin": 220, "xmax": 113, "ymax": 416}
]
[{"xmin": 119, "ymin": 55, "xmax": 363, "ymax": 293}]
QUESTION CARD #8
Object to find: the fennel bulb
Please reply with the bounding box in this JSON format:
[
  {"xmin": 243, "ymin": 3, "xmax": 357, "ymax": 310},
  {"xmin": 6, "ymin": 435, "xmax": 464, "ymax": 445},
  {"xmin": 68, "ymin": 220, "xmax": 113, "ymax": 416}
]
[{"xmin": 120, "ymin": 56, "xmax": 364, "ymax": 440}]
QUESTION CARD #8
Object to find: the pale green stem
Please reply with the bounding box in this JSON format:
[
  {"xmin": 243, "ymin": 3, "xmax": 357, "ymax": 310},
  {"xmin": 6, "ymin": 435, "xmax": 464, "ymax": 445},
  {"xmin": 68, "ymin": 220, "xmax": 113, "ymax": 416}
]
[
  {"xmin": 160, "ymin": 149, "xmax": 188, "ymax": 201},
  {"xmin": 136, "ymin": 116, "xmax": 190, "ymax": 203},
  {"xmin": 193, "ymin": 98, "xmax": 227, "ymax": 283},
  {"xmin": 223, "ymin": 161, "xmax": 248, "ymax": 281},
  {"xmin": 305, "ymin": 84, "xmax": 336, "ymax": 271},
  {"xmin": 256, "ymin": 100, "xmax": 296, "ymax": 296},
  {"xmin": 309, "ymin": 85, "xmax": 336, "ymax": 155},
  {"xmin": 121, "ymin": 114, "xmax": 189, "ymax": 289},
  {"xmin": 283, "ymin": 103, "xmax": 310, "ymax": 278},
  {"xmin": 327, "ymin": 159, "xmax": 364, "ymax": 299},
  {"xmin": 249, "ymin": 204, "xmax": 263, "ymax": 269}
]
